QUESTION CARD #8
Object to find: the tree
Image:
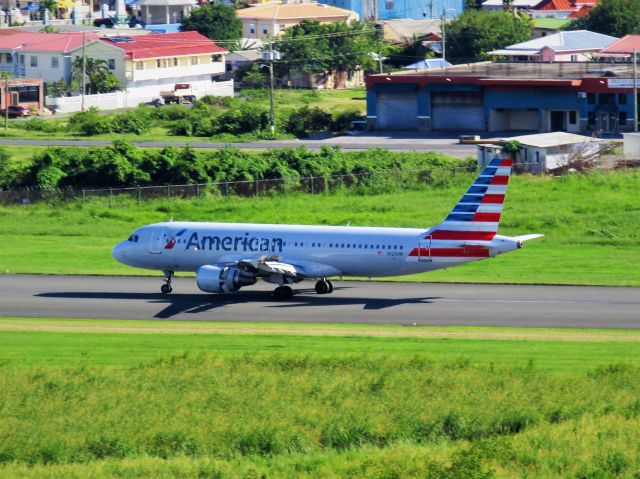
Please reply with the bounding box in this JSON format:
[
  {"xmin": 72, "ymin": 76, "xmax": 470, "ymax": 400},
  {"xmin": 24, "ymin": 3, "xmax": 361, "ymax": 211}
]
[
  {"xmin": 72, "ymin": 58, "xmax": 121, "ymax": 94},
  {"xmin": 274, "ymin": 20, "xmax": 385, "ymax": 80},
  {"xmin": 568, "ymin": 0, "xmax": 640, "ymax": 37},
  {"xmin": 445, "ymin": 10, "xmax": 532, "ymax": 64},
  {"xmin": 180, "ymin": 4, "xmax": 242, "ymax": 42}
]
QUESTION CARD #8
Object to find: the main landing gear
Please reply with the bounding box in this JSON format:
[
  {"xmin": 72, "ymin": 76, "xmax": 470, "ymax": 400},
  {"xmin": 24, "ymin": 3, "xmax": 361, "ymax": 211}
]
[
  {"xmin": 273, "ymin": 285, "xmax": 293, "ymax": 300},
  {"xmin": 315, "ymin": 279, "xmax": 334, "ymax": 295},
  {"xmin": 272, "ymin": 279, "xmax": 334, "ymax": 300},
  {"xmin": 160, "ymin": 270, "xmax": 173, "ymax": 294}
]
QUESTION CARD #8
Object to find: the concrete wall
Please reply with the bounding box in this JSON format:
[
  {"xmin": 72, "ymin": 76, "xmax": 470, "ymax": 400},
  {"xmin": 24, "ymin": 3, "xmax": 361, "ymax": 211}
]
[
  {"xmin": 46, "ymin": 79, "xmax": 233, "ymax": 113},
  {"xmin": 623, "ymin": 132, "xmax": 640, "ymax": 160}
]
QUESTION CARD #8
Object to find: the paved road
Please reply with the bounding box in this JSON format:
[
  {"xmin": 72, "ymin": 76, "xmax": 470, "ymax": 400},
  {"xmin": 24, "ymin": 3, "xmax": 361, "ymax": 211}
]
[
  {"xmin": 0, "ymin": 136, "xmax": 477, "ymax": 157},
  {"xmin": 1, "ymin": 275, "xmax": 638, "ymax": 329}
]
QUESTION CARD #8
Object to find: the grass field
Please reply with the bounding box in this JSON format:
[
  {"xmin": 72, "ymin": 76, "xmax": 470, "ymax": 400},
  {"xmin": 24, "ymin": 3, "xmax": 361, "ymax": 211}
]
[
  {"xmin": 1, "ymin": 171, "xmax": 639, "ymax": 285},
  {"xmin": 1, "ymin": 319, "xmax": 640, "ymax": 478}
]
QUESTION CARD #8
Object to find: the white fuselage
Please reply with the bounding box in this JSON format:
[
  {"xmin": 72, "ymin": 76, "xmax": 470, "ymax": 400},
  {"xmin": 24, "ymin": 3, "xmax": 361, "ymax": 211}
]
[{"xmin": 113, "ymin": 221, "xmax": 519, "ymax": 278}]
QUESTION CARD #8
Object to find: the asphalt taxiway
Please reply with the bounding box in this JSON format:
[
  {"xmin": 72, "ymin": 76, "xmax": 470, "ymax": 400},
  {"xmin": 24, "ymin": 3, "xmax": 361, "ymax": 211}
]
[{"xmin": 1, "ymin": 275, "xmax": 638, "ymax": 329}]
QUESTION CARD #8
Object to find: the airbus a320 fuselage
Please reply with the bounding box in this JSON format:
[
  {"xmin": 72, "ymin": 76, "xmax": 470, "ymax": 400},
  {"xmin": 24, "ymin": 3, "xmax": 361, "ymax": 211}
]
[{"xmin": 112, "ymin": 158, "xmax": 542, "ymax": 299}]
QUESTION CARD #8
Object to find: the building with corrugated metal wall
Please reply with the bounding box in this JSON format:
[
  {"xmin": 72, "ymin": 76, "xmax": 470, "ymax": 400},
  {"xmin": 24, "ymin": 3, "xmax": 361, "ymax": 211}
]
[
  {"xmin": 366, "ymin": 62, "xmax": 640, "ymax": 134},
  {"xmin": 317, "ymin": 0, "xmax": 464, "ymax": 21}
]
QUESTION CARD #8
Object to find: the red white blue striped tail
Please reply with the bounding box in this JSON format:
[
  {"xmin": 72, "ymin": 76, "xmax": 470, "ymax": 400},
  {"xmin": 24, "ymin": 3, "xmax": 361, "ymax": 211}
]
[{"xmin": 426, "ymin": 158, "xmax": 513, "ymax": 242}]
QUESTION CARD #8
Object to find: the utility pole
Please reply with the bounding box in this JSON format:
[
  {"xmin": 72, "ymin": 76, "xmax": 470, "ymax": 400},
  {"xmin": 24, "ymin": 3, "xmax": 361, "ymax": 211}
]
[
  {"xmin": 81, "ymin": 31, "xmax": 86, "ymax": 112},
  {"xmin": 268, "ymin": 40, "xmax": 275, "ymax": 137},
  {"xmin": 634, "ymin": 48, "xmax": 638, "ymax": 132},
  {"xmin": 441, "ymin": 11, "xmax": 446, "ymax": 63},
  {"xmin": 3, "ymin": 72, "xmax": 9, "ymax": 132}
]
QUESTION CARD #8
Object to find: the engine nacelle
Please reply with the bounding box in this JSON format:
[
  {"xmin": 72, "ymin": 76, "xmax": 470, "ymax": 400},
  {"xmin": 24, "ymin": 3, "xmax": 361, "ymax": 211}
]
[{"xmin": 196, "ymin": 265, "xmax": 256, "ymax": 293}]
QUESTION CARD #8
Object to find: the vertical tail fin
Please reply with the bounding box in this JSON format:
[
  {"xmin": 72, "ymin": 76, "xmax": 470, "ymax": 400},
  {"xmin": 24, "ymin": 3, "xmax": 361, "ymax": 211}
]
[{"xmin": 426, "ymin": 158, "xmax": 513, "ymax": 242}]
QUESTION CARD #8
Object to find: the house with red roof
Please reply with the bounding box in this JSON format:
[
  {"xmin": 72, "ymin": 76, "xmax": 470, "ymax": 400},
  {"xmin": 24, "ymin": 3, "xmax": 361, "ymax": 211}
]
[
  {"xmin": 0, "ymin": 31, "xmax": 104, "ymax": 84},
  {"xmin": 95, "ymin": 31, "xmax": 228, "ymax": 98},
  {"xmin": 596, "ymin": 35, "xmax": 640, "ymax": 62},
  {"xmin": 0, "ymin": 30, "xmax": 229, "ymax": 106}
]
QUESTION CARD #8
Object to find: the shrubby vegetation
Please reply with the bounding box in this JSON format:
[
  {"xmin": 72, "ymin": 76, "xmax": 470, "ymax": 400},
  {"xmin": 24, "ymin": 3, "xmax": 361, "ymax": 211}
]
[
  {"xmin": 9, "ymin": 96, "xmax": 363, "ymax": 139},
  {"xmin": 4, "ymin": 141, "xmax": 473, "ymax": 191}
]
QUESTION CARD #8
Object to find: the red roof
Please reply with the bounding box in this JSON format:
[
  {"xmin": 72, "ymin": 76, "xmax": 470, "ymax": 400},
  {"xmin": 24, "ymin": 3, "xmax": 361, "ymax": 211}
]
[
  {"xmin": 100, "ymin": 31, "xmax": 227, "ymax": 60},
  {"xmin": 599, "ymin": 35, "xmax": 640, "ymax": 54},
  {"xmin": 0, "ymin": 31, "xmax": 97, "ymax": 52},
  {"xmin": 569, "ymin": 5, "xmax": 592, "ymax": 17},
  {"xmin": 536, "ymin": 0, "xmax": 574, "ymax": 10}
]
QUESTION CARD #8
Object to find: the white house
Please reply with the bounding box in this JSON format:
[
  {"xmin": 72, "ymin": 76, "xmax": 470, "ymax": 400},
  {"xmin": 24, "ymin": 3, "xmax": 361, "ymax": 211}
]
[
  {"xmin": 96, "ymin": 31, "xmax": 229, "ymax": 98},
  {"xmin": 0, "ymin": 31, "xmax": 103, "ymax": 84},
  {"xmin": 477, "ymin": 132, "xmax": 602, "ymax": 173}
]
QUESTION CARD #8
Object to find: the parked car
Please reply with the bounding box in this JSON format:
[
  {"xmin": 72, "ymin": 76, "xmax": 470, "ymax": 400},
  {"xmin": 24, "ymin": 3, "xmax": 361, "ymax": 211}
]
[{"xmin": 0, "ymin": 106, "xmax": 30, "ymax": 118}]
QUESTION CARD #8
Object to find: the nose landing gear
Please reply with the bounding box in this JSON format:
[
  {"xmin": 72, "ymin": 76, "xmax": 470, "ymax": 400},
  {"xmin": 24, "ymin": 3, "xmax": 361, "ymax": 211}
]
[{"xmin": 161, "ymin": 270, "xmax": 174, "ymax": 294}]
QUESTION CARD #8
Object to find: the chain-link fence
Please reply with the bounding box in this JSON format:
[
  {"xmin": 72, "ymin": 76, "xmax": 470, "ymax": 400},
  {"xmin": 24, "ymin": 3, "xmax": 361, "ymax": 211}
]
[
  {"xmin": 0, "ymin": 168, "xmax": 479, "ymax": 206},
  {"xmin": 2, "ymin": 159, "xmax": 628, "ymax": 207}
]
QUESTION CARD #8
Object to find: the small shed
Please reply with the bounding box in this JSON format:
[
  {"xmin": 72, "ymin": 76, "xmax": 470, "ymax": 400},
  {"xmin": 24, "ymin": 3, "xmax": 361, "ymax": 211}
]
[
  {"xmin": 478, "ymin": 131, "xmax": 602, "ymax": 173},
  {"xmin": 622, "ymin": 132, "xmax": 640, "ymax": 160}
]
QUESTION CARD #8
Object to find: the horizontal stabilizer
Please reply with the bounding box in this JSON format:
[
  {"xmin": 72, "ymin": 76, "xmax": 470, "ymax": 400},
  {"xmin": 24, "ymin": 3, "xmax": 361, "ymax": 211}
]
[{"xmin": 512, "ymin": 234, "xmax": 545, "ymax": 242}]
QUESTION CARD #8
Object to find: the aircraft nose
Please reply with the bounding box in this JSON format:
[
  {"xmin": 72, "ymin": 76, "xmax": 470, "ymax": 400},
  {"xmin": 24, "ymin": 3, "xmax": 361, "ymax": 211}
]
[{"xmin": 112, "ymin": 241, "xmax": 129, "ymax": 264}]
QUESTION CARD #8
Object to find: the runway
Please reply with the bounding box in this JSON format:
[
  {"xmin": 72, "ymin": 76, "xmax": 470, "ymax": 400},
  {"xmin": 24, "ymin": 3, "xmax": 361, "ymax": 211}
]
[{"xmin": 1, "ymin": 275, "xmax": 639, "ymax": 329}]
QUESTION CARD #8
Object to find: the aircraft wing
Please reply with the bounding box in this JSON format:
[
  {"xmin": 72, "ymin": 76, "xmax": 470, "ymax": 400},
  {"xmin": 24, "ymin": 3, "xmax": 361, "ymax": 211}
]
[{"xmin": 235, "ymin": 256, "xmax": 342, "ymax": 280}]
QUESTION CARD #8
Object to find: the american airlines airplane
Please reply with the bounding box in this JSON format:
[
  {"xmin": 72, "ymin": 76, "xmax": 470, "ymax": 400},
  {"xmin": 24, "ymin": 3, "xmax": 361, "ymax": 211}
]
[{"xmin": 112, "ymin": 158, "xmax": 542, "ymax": 299}]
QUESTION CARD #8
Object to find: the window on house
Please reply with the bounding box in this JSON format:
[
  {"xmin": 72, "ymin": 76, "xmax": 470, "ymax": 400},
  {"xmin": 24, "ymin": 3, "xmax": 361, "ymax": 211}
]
[
  {"xmin": 211, "ymin": 54, "xmax": 222, "ymax": 62},
  {"xmin": 587, "ymin": 111, "xmax": 595, "ymax": 127},
  {"xmin": 173, "ymin": 57, "xmax": 179, "ymax": 66},
  {"xmin": 135, "ymin": 61, "xmax": 144, "ymax": 70},
  {"xmin": 5, "ymin": 53, "xmax": 12, "ymax": 63},
  {"xmin": 107, "ymin": 59, "xmax": 115, "ymax": 70},
  {"xmin": 51, "ymin": 57, "xmax": 59, "ymax": 69},
  {"xmin": 279, "ymin": 24, "xmax": 285, "ymax": 32},
  {"xmin": 618, "ymin": 93, "xmax": 627, "ymax": 105},
  {"xmin": 30, "ymin": 56, "xmax": 37, "ymax": 67},
  {"xmin": 569, "ymin": 111, "xmax": 577, "ymax": 124},
  {"xmin": 249, "ymin": 23, "xmax": 255, "ymax": 34},
  {"xmin": 262, "ymin": 24, "xmax": 269, "ymax": 35},
  {"xmin": 386, "ymin": 0, "xmax": 394, "ymax": 9},
  {"xmin": 17, "ymin": 85, "xmax": 39, "ymax": 102},
  {"xmin": 587, "ymin": 93, "xmax": 596, "ymax": 104},
  {"xmin": 190, "ymin": 56, "xmax": 199, "ymax": 65}
]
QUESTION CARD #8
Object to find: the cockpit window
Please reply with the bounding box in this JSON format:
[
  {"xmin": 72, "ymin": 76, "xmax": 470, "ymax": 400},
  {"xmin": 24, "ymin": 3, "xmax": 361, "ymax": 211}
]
[{"xmin": 128, "ymin": 234, "xmax": 140, "ymax": 242}]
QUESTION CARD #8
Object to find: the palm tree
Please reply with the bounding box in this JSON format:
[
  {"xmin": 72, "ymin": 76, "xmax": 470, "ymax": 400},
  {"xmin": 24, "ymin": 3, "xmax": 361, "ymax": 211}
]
[{"xmin": 71, "ymin": 57, "xmax": 121, "ymax": 94}]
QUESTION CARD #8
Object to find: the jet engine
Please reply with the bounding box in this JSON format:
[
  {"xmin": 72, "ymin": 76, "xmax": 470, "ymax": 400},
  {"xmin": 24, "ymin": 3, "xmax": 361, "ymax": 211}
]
[{"xmin": 196, "ymin": 265, "xmax": 257, "ymax": 293}]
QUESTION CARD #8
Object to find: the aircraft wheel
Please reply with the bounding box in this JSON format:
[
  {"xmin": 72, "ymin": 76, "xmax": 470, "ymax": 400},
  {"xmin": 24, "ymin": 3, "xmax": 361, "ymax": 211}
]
[
  {"xmin": 273, "ymin": 285, "xmax": 293, "ymax": 300},
  {"xmin": 161, "ymin": 284, "xmax": 172, "ymax": 294},
  {"xmin": 326, "ymin": 280, "xmax": 334, "ymax": 294},
  {"xmin": 315, "ymin": 280, "xmax": 330, "ymax": 295}
]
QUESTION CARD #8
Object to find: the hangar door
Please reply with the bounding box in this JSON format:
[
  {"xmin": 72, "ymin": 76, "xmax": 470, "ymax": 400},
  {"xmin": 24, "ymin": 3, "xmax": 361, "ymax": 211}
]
[
  {"xmin": 376, "ymin": 91, "xmax": 418, "ymax": 130},
  {"xmin": 431, "ymin": 91, "xmax": 484, "ymax": 131}
]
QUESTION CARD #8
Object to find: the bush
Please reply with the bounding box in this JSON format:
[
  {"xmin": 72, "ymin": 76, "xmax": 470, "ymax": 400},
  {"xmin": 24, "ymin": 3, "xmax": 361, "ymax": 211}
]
[
  {"xmin": 284, "ymin": 106, "xmax": 332, "ymax": 138},
  {"xmin": 10, "ymin": 117, "xmax": 62, "ymax": 133},
  {"xmin": 68, "ymin": 108, "xmax": 112, "ymax": 135},
  {"xmin": 112, "ymin": 111, "xmax": 151, "ymax": 135},
  {"xmin": 211, "ymin": 103, "xmax": 270, "ymax": 135}
]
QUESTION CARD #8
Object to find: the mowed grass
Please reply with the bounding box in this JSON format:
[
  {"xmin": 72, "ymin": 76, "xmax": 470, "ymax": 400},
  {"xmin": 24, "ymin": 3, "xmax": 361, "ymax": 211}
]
[
  {"xmin": 3, "ymin": 319, "xmax": 640, "ymax": 372},
  {"xmin": 1, "ymin": 320, "xmax": 640, "ymax": 478},
  {"xmin": 1, "ymin": 170, "xmax": 639, "ymax": 285}
]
